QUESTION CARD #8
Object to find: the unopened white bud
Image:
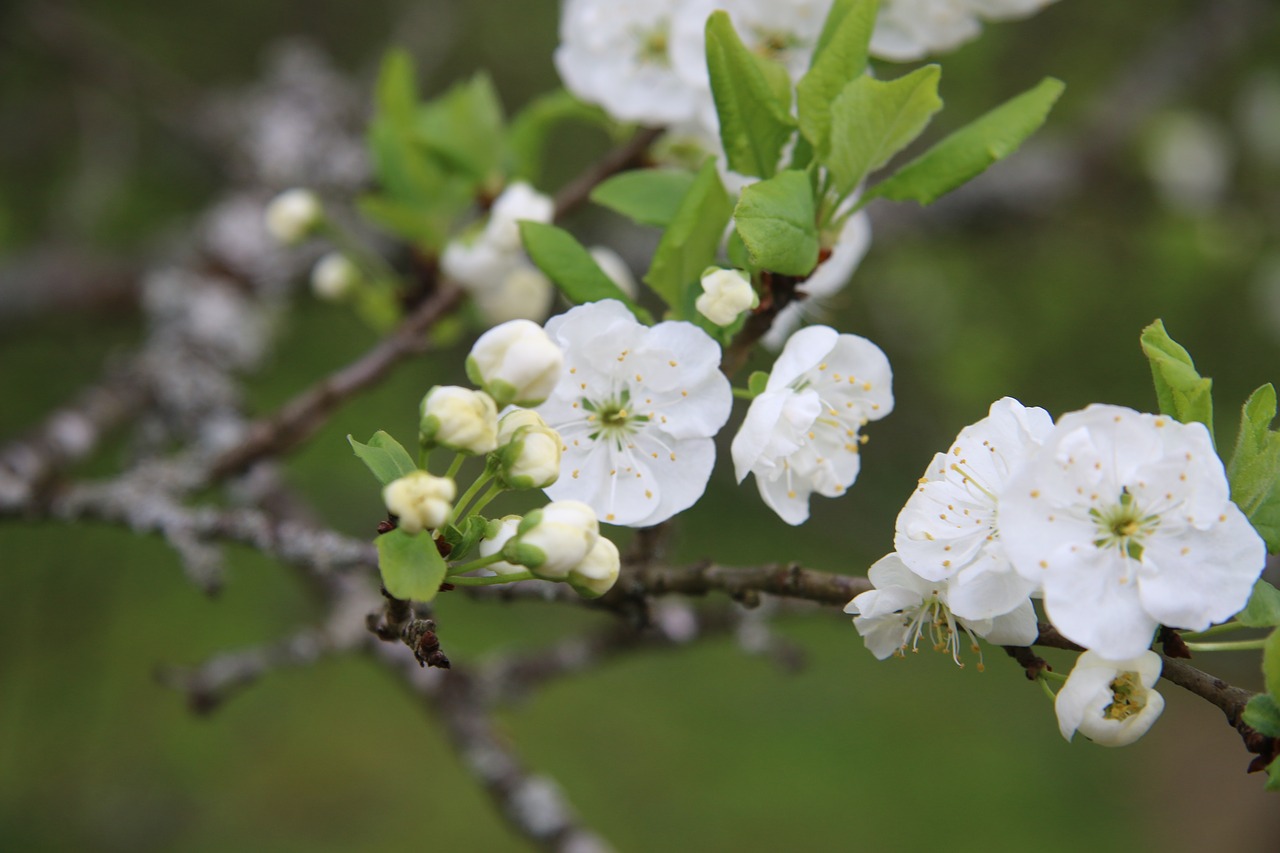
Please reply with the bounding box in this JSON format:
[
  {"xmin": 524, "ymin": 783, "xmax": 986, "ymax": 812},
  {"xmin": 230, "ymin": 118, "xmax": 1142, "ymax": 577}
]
[
  {"xmin": 504, "ymin": 500, "xmax": 599, "ymax": 579},
  {"xmin": 382, "ymin": 471, "xmax": 456, "ymax": 534},
  {"xmin": 466, "ymin": 319, "xmax": 564, "ymax": 407},
  {"xmin": 497, "ymin": 409, "xmax": 550, "ymax": 446},
  {"xmin": 473, "ymin": 264, "xmax": 555, "ymax": 325},
  {"xmin": 311, "ymin": 252, "xmax": 360, "ymax": 301},
  {"xmin": 484, "ymin": 182, "xmax": 555, "ymax": 252},
  {"xmin": 696, "ymin": 267, "xmax": 756, "ymax": 326},
  {"xmin": 478, "ymin": 516, "xmax": 527, "ymax": 575},
  {"xmin": 265, "ymin": 188, "xmax": 323, "ymax": 244},
  {"xmin": 568, "ymin": 536, "xmax": 620, "ymax": 598},
  {"xmin": 497, "ymin": 420, "xmax": 562, "ymax": 490},
  {"xmin": 419, "ymin": 386, "xmax": 499, "ymax": 454},
  {"xmin": 589, "ymin": 246, "xmax": 637, "ymax": 297}
]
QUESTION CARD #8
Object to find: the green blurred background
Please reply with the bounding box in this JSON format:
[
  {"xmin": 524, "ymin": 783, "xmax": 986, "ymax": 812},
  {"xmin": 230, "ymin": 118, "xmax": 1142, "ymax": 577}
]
[{"xmin": 3, "ymin": 0, "xmax": 1280, "ymax": 850}]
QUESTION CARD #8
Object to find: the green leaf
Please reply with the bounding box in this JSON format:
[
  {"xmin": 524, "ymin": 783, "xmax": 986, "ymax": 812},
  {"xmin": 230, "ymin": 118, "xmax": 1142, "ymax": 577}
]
[
  {"xmin": 825, "ymin": 65, "xmax": 942, "ymax": 196},
  {"xmin": 1239, "ymin": 581, "xmax": 1280, "ymax": 628},
  {"xmin": 590, "ymin": 169, "xmax": 697, "ymax": 227},
  {"xmin": 644, "ymin": 160, "xmax": 732, "ymax": 317},
  {"xmin": 376, "ymin": 528, "xmax": 447, "ymax": 602},
  {"xmin": 519, "ymin": 222, "xmax": 651, "ymax": 322},
  {"xmin": 508, "ymin": 89, "xmax": 612, "ymax": 185},
  {"xmin": 1139, "ymin": 319, "xmax": 1214, "ymax": 442},
  {"xmin": 705, "ymin": 11, "xmax": 796, "ymax": 179},
  {"xmin": 1228, "ymin": 385, "xmax": 1280, "ymax": 550},
  {"xmin": 441, "ymin": 515, "xmax": 490, "ymax": 563},
  {"xmin": 1266, "ymin": 627, "xmax": 1280, "ymax": 700},
  {"xmin": 348, "ymin": 431, "xmax": 418, "ymax": 485},
  {"xmin": 864, "ymin": 77, "xmax": 1064, "ymax": 205},
  {"xmin": 1244, "ymin": 693, "xmax": 1280, "ymax": 738},
  {"xmin": 733, "ymin": 170, "xmax": 819, "ymax": 277},
  {"xmin": 375, "ymin": 49, "xmax": 418, "ymax": 131},
  {"xmin": 414, "ymin": 73, "xmax": 505, "ymax": 185},
  {"xmin": 1268, "ymin": 757, "xmax": 1280, "ymax": 792},
  {"xmin": 797, "ymin": 0, "xmax": 879, "ymax": 158}
]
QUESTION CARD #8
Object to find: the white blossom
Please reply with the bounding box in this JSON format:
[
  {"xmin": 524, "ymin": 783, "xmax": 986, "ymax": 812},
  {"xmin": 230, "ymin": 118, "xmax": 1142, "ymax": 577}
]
[
  {"xmin": 264, "ymin": 188, "xmax": 323, "ymax": 244},
  {"xmin": 383, "ymin": 471, "xmax": 456, "ymax": 535},
  {"xmin": 537, "ymin": 300, "xmax": 733, "ymax": 527},
  {"xmin": 419, "ymin": 386, "xmax": 499, "ymax": 455},
  {"xmin": 732, "ymin": 325, "xmax": 892, "ymax": 524},
  {"xmin": 479, "ymin": 515, "xmax": 529, "ymax": 576},
  {"xmin": 467, "ymin": 319, "xmax": 565, "ymax": 407},
  {"xmin": 844, "ymin": 553, "xmax": 1038, "ymax": 664},
  {"xmin": 310, "ymin": 252, "xmax": 360, "ymax": 301},
  {"xmin": 1001, "ymin": 404, "xmax": 1266, "ymax": 660},
  {"xmin": 871, "ymin": 0, "xmax": 1058, "ymax": 63},
  {"xmin": 505, "ymin": 500, "xmax": 600, "ymax": 579},
  {"xmin": 894, "ymin": 397, "xmax": 1052, "ymax": 620},
  {"xmin": 554, "ymin": 0, "xmax": 704, "ymax": 126},
  {"xmin": 472, "ymin": 263, "xmax": 556, "ymax": 325},
  {"xmin": 762, "ymin": 212, "xmax": 871, "ymax": 350},
  {"xmin": 483, "ymin": 182, "xmax": 555, "ymax": 253},
  {"xmin": 568, "ymin": 536, "xmax": 622, "ymax": 598},
  {"xmin": 696, "ymin": 268, "xmax": 757, "ymax": 326},
  {"xmin": 1055, "ymin": 650, "xmax": 1165, "ymax": 747},
  {"xmin": 590, "ymin": 246, "xmax": 638, "ymax": 297}
]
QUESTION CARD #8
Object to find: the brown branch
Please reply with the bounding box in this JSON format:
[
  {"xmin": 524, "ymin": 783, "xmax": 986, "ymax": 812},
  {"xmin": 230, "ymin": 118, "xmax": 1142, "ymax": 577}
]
[
  {"xmin": 615, "ymin": 560, "xmax": 872, "ymax": 609},
  {"xmin": 207, "ymin": 283, "xmax": 463, "ymax": 479}
]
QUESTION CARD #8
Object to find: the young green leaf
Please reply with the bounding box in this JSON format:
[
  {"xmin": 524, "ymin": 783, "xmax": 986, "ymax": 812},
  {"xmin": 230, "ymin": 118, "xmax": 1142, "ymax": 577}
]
[
  {"xmin": 1238, "ymin": 580, "xmax": 1280, "ymax": 628},
  {"xmin": 519, "ymin": 221, "xmax": 652, "ymax": 322},
  {"xmin": 825, "ymin": 65, "xmax": 942, "ymax": 196},
  {"xmin": 1243, "ymin": 693, "xmax": 1280, "ymax": 738},
  {"xmin": 864, "ymin": 77, "xmax": 1064, "ymax": 206},
  {"xmin": 376, "ymin": 528, "xmax": 448, "ymax": 602},
  {"xmin": 1227, "ymin": 385, "xmax": 1280, "ymax": 551},
  {"xmin": 797, "ymin": 0, "xmax": 879, "ymax": 158},
  {"xmin": 590, "ymin": 169, "xmax": 697, "ymax": 227},
  {"xmin": 1266, "ymin": 627, "xmax": 1280, "ymax": 701},
  {"xmin": 414, "ymin": 73, "xmax": 505, "ymax": 185},
  {"xmin": 644, "ymin": 160, "xmax": 732, "ymax": 317},
  {"xmin": 733, "ymin": 170, "xmax": 819, "ymax": 277},
  {"xmin": 705, "ymin": 11, "xmax": 796, "ymax": 179},
  {"xmin": 508, "ymin": 89, "xmax": 612, "ymax": 185},
  {"xmin": 1139, "ymin": 319, "xmax": 1214, "ymax": 443},
  {"xmin": 348, "ymin": 431, "xmax": 418, "ymax": 485},
  {"xmin": 375, "ymin": 49, "xmax": 418, "ymax": 131}
]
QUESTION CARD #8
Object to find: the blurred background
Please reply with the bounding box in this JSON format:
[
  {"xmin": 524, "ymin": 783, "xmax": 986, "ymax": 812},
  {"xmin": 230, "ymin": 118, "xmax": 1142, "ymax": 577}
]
[{"xmin": 3, "ymin": 0, "xmax": 1280, "ymax": 850}]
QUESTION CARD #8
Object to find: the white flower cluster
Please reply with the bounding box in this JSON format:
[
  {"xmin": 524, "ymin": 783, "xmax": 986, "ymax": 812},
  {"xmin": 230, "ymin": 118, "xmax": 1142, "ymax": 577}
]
[
  {"xmin": 872, "ymin": 0, "xmax": 1059, "ymax": 62},
  {"xmin": 442, "ymin": 182, "xmax": 558, "ymax": 325},
  {"xmin": 847, "ymin": 397, "xmax": 1266, "ymax": 746}
]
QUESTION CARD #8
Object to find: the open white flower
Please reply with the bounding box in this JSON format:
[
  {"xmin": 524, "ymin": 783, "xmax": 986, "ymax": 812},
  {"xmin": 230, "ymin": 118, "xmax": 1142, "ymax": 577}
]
[
  {"xmin": 467, "ymin": 319, "xmax": 565, "ymax": 407},
  {"xmin": 871, "ymin": 0, "xmax": 1059, "ymax": 62},
  {"xmin": 536, "ymin": 300, "xmax": 733, "ymax": 527},
  {"xmin": 732, "ymin": 325, "xmax": 892, "ymax": 524},
  {"xmin": 1055, "ymin": 650, "xmax": 1165, "ymax": 747},
  {"xmin": 382, "ymin": 471, "xmax": 456, "ymax": 535},
  {"xmin": 1001, "ymin": 404, "xmax": 1266, "ymax": 660},
  {"xmin": 894, "ymin": 397, "xmax": 1052, "ymax": 620},
  {"xmin": 554, "ymin": 0, "xmax": 704, "ymax": 126},
  {"xmin": 844, "ymin": 553, "xmax": 1038, "ymax": 665}
]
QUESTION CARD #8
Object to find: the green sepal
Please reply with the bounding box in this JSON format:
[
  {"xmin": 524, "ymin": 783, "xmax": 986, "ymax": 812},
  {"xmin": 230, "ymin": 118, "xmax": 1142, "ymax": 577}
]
[
  {"xmin": 797, "ymin": 0, "xmax": 879, "ymax": 159},
  {"xmin": 376, "ymin": 528, "xmax": 448, "ymax": 602},
  {"xmin": 502, "ymin": 539, "xmax": 546, "ymax": 570},
  {"xmin": 1238, "ymin": 580, "xmax": 1280, "ymax": 628},
  {"xmin": 704, "ymin": 10, "xmax": 796, "ymax": 179},
  {"xmin": 519, "ymin": 221, "xmax": 652, "ymax": 323},
  {"xmin": 441, "ymin": 515, "xmax": 491, "ymax": 564},
  {"xmin": 748, "ymin": 371, "xmax": 770, "ymax": 397},
  {"xmin": 1228, "ymin": 384, "xmax": 1280, "ymax": 551},
  {"xmin": 348, "ymin": 431, "xmax": 418, "ymax": 485},
  {"xmin": 644, "ymin": 160, "xmax": 732, "ymax": 318},
  {"xmin": 864, "ymin": 77, "xmax": 1065, "ymax": 206},
  {"xmin": 734, "ymin": 170, "xmax": 819, "ymax": 277},
  {"xmin": 1243, "ymin": 693, "xmax": 1280, "ymax": 739},
  {"xmin": 1139, "ymin": 319, "xmax": 1214, "ymax": 443},
  {"xmin": 590, "ymin": 169, "xmax": 697, "ymax": 227},
  {"xmin": 825, "ymin": 65, "xmax": 942, "ymax": 197}
]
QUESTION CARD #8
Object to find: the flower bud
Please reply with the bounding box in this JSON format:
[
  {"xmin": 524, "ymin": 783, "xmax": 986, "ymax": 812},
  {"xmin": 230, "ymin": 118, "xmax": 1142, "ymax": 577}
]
[
  {"xmin": 383, "ymin": 471, "xmax": 456, "ymax": 534},
  {"xmin": 496, "ymin": 409, "xmax": 550, "ymax": 446},
  {"xmin": 311, "ymin": 252, "xmax": 360, "ymax": 301},
  {"xmin": 478, "ymin": 516, "xmax": 527, "ymax": 575},
  {"xmin": 472, "ymin": 264, "xmax": 555, "ymax": 325},
  {"xmin": 695, "ymin": 267, "xmax": 756, "ymax": 326},
  {"xmin": 419, "ymin": 386, "xmax": 499, "ymax": 454},
  {"xmin": 484, "ymin": 182, "xmax": 554, "ymax": 252},
  {"xmin": 589, "ymin": 246, "xmax": 637, "ymax": 297},
  {"xmin": 496, "ymin": 417, "xmax": 562, "ymax": 490},
  {"xmin": 466, "ymin": 319, "xmax": 564, "ymax": 407},
  {"xmin": 568, "ymin": 536, "xmax": 620, "ymax": 598},
  {"xmin": 265, "ymin": 188, "xmax": 323, "ymax": 244},
  {"xmin": 503, "ymin": 500, "xmax": 599, "ymax": 579}
]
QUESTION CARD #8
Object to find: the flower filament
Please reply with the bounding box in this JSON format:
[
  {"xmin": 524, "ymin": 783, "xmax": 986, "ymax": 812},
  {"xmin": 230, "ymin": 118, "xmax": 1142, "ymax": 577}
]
[
  {"xmin": 900, "ymin": 591, "xmax": 984, "ymax": 671},
  {"xmin": 1090, "ymin": 488, "xmax": 1160, "ymax": 561},
  {"xmin": 1102, "ymin": 670, "xmax": 1148, "ymax": 721}
]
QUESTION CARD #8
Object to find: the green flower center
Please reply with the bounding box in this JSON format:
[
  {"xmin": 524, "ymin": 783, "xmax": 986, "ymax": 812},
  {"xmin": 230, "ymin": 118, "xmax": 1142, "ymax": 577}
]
[
  {"xmin": 1090, "ymin": 488, "xmax": 1159, "ymax": 561},
  {"xmin": 1103, "ymin": 671, "xmax": 1147, "ymax": 721},
  {"xmin": 635, "ymin": 23, "xmax": 671, "ymax": 66},
  {"xmin": 582, "ymin": 388, "xmax": 650, "ymax": 448}
]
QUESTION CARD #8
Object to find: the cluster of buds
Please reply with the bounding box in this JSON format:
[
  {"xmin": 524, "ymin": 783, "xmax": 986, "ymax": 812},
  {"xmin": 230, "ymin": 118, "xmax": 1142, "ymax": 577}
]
[{"xmin": 477, "ymin": 503, "xmax": 620, "ymax": 598}]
